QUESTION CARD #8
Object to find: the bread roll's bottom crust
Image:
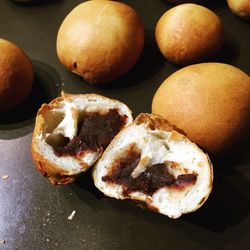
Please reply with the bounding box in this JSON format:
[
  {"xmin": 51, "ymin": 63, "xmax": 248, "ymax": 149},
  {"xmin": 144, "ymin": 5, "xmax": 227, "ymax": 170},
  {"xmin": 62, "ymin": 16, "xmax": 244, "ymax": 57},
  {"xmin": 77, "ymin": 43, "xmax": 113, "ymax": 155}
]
[{"xmin": 32, "ymin": 146, "xmax": 78, "ymax": 185}]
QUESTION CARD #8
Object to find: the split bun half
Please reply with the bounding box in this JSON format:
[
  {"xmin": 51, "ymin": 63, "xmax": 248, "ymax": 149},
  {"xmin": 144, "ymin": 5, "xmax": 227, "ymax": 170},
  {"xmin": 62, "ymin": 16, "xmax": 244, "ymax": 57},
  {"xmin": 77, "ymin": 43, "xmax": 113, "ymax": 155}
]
[
  {"xmin": 93, "ymin": 113, "xmax": 213, "ymax": 218},
  {"xmin": 32, "ymin": 93, "xmax": 133, "ymax": 185}
]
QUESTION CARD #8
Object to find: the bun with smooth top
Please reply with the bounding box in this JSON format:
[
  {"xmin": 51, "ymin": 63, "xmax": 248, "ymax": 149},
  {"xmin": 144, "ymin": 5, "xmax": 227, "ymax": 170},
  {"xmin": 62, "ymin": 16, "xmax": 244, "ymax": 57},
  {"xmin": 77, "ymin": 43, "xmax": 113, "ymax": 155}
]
[
  {"xmin": 56, "ymin": 0, "xmax": 144, "ymax": 84},
  {"xmin": 32, "ymin": 93, "xmax": 133, "ymax": 185},
  {"xmin": 155, "ymin": 4, "xmax": 224, "ymax": 66},
  {"xmin": 227, "ymin": 0, "xmax": 250, "ymax": 20},
  {"xmin": 0, "ymin": 38, "xmax": 33, "ymax": 113},
  {"xmin": 152, "ymin": 63, "xmax": 250, "ymax": 155},
  {"xmin": 93, "ymin": 113, "xmax": 213, "ymax": 219},
  {"xmin": 164, "ymin": 0, "xmax": 204, "ymax": 3}
]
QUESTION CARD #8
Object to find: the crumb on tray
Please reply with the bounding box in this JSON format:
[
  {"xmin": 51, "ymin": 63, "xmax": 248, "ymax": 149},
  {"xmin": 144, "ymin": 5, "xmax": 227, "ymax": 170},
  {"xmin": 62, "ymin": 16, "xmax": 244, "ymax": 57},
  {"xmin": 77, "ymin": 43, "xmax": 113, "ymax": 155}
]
[
  {"xmin": 2, "ymin": 175, "xmax": 9, "ymax": 180},
  {"xmin": 67, "ymin": 210, "xmax": 76, "ymax": 220}
]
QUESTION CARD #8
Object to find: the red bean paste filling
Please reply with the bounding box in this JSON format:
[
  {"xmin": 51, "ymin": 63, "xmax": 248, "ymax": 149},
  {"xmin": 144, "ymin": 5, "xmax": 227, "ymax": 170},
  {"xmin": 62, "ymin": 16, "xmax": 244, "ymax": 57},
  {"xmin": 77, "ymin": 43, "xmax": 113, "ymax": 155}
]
[
  {"xmin": 102, "ymin": 146, "xmax": 197, "ymax": 196},
  {"xmin": 54, "ymin": 109, "xmax": 127, "ymax": 157}
]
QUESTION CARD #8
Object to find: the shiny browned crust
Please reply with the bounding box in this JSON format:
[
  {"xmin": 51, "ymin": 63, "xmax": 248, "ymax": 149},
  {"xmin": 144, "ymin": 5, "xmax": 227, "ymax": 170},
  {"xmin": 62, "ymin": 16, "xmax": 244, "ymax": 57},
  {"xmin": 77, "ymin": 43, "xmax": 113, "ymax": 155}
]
[
  {"xmin": 31, "ymin": 144, "xmax": 78, "ymax": 185},
  {"xmin": 165, "ymin": 0, "xmax": 204, "ymax": 3},
  {"xmin": 56, "ymin": 0, "xmax": 144, "ymax": 84},
  {"xmin": 155, "ymin": 4, "xmax": 224, "ymax": 66},
  {"xmin": 152, "ymin": 63, "xmax": 250, "ymax": 155},
  {"xmin": 227, "ymin": 0, "xmax": 250, "ymax": 20},
  {"xmin": 135, "ymin": 113, "xmax": 175, "ymax": 132},
  {"xmin": 32, "ymin": 93, "xmax": 132, "ymax": 185},
  {"xmin": 0, "ymin": 39, "xmax": 33, "ymax": 113}
]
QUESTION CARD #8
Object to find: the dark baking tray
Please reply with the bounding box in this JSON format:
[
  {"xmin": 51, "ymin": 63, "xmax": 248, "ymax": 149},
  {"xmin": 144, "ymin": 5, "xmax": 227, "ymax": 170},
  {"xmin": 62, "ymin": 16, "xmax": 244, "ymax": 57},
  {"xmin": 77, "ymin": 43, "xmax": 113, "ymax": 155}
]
[{"xmin": 0, "ymin": 0, "xmax": 249, "ymax": 249}]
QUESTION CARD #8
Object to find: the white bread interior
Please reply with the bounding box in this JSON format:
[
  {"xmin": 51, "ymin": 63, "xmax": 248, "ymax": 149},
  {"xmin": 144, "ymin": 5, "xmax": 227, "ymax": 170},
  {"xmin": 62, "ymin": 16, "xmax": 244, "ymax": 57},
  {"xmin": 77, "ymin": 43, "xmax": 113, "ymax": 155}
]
[
  {"xmin": 93, "ymin": 113, "xmax": 213, "ymax": 218},
  {"xmin": 32, "ymin": 93, "xmax": 133, "ymax": 185}
]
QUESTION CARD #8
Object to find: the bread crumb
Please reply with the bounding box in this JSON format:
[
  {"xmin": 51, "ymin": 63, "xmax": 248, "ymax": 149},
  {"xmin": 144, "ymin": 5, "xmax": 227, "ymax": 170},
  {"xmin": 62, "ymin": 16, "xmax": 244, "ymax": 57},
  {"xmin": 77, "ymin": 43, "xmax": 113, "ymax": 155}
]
[
  {"xmin": 46, "ymin": 238, "xmax": 50, "ymax": 242},
  {"xmin": 67, "ymin": 210, "xmax": 76, "ymax": 220},
  {"xmin": 2, "ymin": 175, "xmax": 9, "ymax": 180},
  {"xmin": 0, "ymin": 240, "xmax": 5, "ymax": 244}
]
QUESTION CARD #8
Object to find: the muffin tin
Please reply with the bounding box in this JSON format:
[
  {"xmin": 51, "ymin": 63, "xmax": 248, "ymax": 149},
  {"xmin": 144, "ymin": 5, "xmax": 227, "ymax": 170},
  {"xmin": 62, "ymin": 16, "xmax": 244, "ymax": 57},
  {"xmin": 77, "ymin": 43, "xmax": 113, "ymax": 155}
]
[{"xmin": 0, "ymin": 0, "xmax": 249, "ymax": 249}]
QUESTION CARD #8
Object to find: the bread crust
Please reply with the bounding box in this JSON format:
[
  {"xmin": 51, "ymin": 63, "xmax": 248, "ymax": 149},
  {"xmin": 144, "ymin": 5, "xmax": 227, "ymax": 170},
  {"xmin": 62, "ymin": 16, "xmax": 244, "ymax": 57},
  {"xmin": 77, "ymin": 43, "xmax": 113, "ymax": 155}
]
[
  {"xmin": 155, "ymin": 4, "xmax": 224, "ymax": 66},
  {"xmin": 31, "ymin": 142, "xmax": 78, "ymax": 185},
  {"xmin": 152, "ymin": 63, "xmax": 250, "ymax": 154},
  {"xmin": 227, "ymin": 0, "xmax": 250, "ymax": 20},
  {"xmin": 56, "ymin": 0, "xmax": 144, "ymax": 84},
  {"xmin": 0, "ymin": 39, "xmax": 33, "ymax": 113},
  {"xmin": 32, "ymin": 93, "xmax": 132, "ymax": 185},
  {"xmin": 93, "ymin": 113, "xmax": 213, "ymax": 218},
  {"xmin": 164, "ymin": 0, "xmax": 204, "ymax": 3}
]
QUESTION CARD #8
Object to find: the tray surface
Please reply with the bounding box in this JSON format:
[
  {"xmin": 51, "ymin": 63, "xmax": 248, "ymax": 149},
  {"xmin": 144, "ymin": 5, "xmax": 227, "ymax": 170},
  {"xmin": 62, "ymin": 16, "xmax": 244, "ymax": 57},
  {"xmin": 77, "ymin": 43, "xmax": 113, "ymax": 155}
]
[{"xmin": 0, "ymin": 0, "xmax": 249, "ymax": 249}]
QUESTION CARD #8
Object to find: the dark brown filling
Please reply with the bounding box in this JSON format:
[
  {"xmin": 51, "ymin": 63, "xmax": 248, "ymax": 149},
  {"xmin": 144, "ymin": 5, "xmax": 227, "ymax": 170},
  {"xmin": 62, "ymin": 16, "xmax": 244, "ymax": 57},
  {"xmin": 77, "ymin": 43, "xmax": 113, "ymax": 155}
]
[
  {"xmin": 102, "ymin": 145, "xmax": 197, "ymax": 196},
  {"xmin": 54, "ymin": 109, "xmax": 127, "ymax": 157}
]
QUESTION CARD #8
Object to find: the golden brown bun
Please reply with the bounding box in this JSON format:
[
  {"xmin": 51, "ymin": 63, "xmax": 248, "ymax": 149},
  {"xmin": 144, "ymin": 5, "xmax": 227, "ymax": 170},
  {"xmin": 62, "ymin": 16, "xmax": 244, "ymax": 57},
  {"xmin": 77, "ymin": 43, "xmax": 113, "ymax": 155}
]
[
  {"xmin": 0, "ymin": 39, "xmax": 33, "ymax": 113},
  {"xmin": 56, "ymin": 0, "xmax": 144, "ymax": 84},
  {"xmin": 164, "ymin": 0, "xmax": 204, "ymax": 3},
  {"xmin": 152, "ymin": 63, "xmax": 250, "ymax": 155},
  {"xmin": 155, "ymin": 4, "xmax": 224, "ymax": 66},
  {"xmin": 227, "ymin": 0, "xmax": 250, "ymax": 20}
]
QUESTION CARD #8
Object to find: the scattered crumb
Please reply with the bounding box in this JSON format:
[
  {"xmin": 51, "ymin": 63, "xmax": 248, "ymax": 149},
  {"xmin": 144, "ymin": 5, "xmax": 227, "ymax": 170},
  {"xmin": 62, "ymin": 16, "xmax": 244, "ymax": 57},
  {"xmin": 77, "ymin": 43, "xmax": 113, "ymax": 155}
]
[
  {"xmin": 2, "ymin": 175, "xmax": 9, "ymax": 180},
  {"xmin": 0, "ymin": 240, "xmax": 5, "ymax": 244},
  {"xmin": 67, "ymin": 210, "xmax": 76, "ymax": 220},
  {"xmin": 46, "ymin": 239, "xmax": 50, "ymax": 242},
  {"xmin": 82, "ymin": 239, "xmax": 85, "ymax": 242}
]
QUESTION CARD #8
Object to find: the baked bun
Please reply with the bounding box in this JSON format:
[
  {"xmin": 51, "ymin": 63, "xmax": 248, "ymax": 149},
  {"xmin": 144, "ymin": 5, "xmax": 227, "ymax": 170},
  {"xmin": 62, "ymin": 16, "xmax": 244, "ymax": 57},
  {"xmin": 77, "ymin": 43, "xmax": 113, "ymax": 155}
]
[
  {"xmin": 0, "ymin": 38, "xmax": 33, "ymax": 113},
  {"xmin": 164, "ymin": 0, "xmax": 204, "ymax": 3},
  {"xmin": 155, "ymin": 4, "xmax": 224, "ymax": 66},
  {"xmin": 227, "ymin": 0, "xmax": 250, "ymax": 20},
  {"xmin": 32, "ymin": 93, "xmax": 133, "ymax": 185},
  {"xmin": 56, "ymin": 0, "xmax": 144, "ymax": 84},
  {"xmin": 152, "ymin": 63, "xmax": 250, "ymax": 155},
  {"xmin": 93, "ymin": 113, "xmax": 213, "ymax": 219}
]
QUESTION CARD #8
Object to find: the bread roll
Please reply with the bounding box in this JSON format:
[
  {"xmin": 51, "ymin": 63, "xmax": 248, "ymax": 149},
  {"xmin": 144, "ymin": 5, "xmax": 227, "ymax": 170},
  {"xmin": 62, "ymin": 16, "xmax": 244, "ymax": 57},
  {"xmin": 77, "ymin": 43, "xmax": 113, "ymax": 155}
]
[
  {"xmin": 155, "ymin": 4, "xmax": 224, "ymax": 65},
  {"xmin": 152, "ymin": 63, "xmax": 250, "ymax": 155},
  {"xmin": 227, "ymin": 0, "xmax": 250, "ymax": 20},
  {"xmin": 0, "ymin": 39, "xmax": 33, "ymax": 113},
  {"xmin": 164, "ymin": 0, "xmax": 204, "ymax": 3},
  {"xmin": 32, "ymin": 93, "xmax": 133, "ymax": 185},
  {"xmin": 93, "ymin": 113, "xmax": 213, "ymax": 219},
  {"xmin": 56, "ymin": 0, "xmax": 144, "ymax": 84}
]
